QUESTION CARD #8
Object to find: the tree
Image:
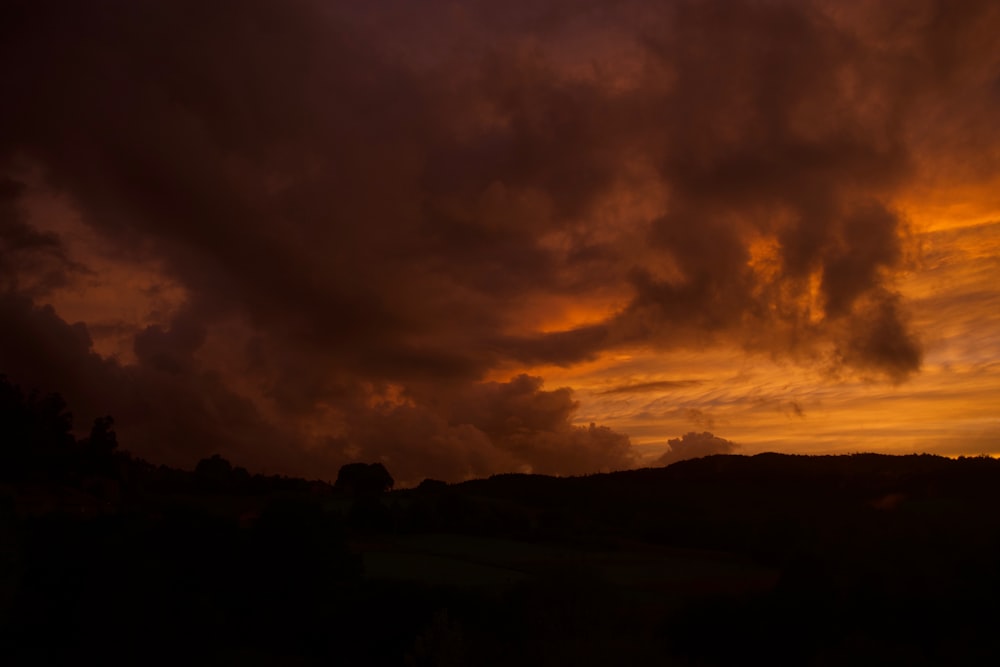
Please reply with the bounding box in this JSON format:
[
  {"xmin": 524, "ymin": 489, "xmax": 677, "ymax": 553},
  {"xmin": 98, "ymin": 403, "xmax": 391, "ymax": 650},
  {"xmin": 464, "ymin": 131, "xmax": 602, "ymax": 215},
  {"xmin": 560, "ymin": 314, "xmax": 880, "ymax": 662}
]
[
  {"xmin": 334, "ymin": 462, "xmax": 394, "ymax": 497},
  {"xmin": 196, "ymin": 454, "xmax": 233, "ymax": 478},
  {"xmin": 84, "ymin": 415, "xmax": 118, "ymax": 457},
  {"xmin": 0, "ymin": 375, "xmax": 75, "ymax": 479},
  {"xmin": 195, "ymin": 454, "xmax": 235, "ymax": 492}
]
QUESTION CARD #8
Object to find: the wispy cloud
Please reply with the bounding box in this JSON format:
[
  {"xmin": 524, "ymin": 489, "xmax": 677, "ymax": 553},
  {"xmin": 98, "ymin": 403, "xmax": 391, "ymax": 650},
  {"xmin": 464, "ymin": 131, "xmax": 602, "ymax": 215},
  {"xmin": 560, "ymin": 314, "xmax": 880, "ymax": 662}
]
[{"xmin": 597, "ymin": 380, "xmax": 704, "ymax": 395}]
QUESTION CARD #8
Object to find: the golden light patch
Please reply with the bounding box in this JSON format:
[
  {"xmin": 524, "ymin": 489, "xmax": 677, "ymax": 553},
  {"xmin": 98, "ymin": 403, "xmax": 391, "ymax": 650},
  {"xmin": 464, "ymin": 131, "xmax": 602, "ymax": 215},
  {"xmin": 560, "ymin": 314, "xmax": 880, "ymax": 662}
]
[
  {"xmin": 364, "ymin": 382, "xmax": 415, "ymax": 411},
  {"xmin": 746, "ymin": 235, "xmax": 782, "ymax": 286},
  {"xmin": 898, "ymin": 178, "xmax": 1000, "ymax": 234},
  {"xmin": 806, "ymin": 268, "xmax": 825, "ymax": 325},
  {"xmin": 498, "ymin": 288, "xmax": 624, "ymax": 339},
  {"xmin": 534, "ymin": 303, "xmax": 619, "ymax": 334}
]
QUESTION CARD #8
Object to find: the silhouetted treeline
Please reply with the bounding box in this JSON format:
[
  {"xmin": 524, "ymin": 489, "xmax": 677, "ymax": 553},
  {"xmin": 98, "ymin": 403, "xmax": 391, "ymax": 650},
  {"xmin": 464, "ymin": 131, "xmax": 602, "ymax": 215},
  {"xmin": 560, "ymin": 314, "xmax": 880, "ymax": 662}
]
[{"xmin": 4, "ymin": 375, "xmax": 1000, "ymax": 665}]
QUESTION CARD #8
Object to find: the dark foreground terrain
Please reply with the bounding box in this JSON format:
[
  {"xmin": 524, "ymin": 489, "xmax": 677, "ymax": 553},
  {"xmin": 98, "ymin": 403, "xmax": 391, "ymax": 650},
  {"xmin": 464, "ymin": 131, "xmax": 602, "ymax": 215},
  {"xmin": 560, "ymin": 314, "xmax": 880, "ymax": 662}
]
[{"xmin": 3, "ymin": 376, "xmax": 1000, "ymax": 665}]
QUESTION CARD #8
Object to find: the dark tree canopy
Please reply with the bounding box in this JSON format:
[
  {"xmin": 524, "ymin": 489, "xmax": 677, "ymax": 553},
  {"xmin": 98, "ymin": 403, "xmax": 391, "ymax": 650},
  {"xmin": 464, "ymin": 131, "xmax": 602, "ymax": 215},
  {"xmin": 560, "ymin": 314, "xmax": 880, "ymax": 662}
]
[
  {"xmin": 196, "ymin": 453, "xmax": 234, "ymax": 479},
  {"xmin": 1, "ymin": 374, "xmax": 76, "ymax": 478},
  {"xmin": 84, "ymin": 415, "xmax": 118, "ymax": 457},
  {"xmin": 335, "ymin": 462, "xmax": 394, "ymax": 497}
]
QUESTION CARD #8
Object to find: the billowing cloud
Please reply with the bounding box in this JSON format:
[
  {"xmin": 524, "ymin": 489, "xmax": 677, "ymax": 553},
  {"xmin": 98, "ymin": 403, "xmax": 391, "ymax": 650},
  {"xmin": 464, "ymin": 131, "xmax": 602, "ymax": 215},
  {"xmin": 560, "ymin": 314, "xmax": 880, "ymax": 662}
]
[
  {"xmin": 655, "ymin": 432, "xmax": 740, "ymax": 467},
  {"xmin": 1, "ymin": 0, "xmax": 997, "ymax": 479},
  {"xmin": 342, "ymin": 374, "xmax": 635, "ymax": 485}
]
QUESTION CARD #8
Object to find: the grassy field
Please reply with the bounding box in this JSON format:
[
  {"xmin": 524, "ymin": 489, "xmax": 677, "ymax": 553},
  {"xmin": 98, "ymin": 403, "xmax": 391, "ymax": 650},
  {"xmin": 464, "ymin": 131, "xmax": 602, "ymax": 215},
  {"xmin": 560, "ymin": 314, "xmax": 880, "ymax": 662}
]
[{"xmin": 355, "ymin": 532, "xmax": 779, "ymax": 599}]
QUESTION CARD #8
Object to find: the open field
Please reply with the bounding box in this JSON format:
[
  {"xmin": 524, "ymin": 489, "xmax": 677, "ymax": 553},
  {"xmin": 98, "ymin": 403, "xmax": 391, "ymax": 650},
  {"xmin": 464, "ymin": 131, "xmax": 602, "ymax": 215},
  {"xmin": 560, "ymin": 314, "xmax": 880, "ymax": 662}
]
[{"xmin": 357, "ymin": 533, "xmax": 779, "ymax": 598}]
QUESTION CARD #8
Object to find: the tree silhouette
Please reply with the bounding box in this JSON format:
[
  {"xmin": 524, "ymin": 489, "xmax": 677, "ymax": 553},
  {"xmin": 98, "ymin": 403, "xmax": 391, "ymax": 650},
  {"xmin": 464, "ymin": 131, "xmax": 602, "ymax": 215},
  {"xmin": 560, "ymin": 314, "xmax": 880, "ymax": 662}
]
[
  {"xmin": 335, "ymin": 462, "xmax": 394, "ymax": 497},
  {"xmin": 195, "ymin": 453, "xmax": 238, "ymax": 492},
  {"xmin": 196, "ymin": 453, "xmax": 234, "ymax": 479},
  {"xmin": 0, "ymin": 375, "xmax": 75, "ymax": 479},
  {"xmin": 83, "ymin": 415, "xmax": 118, "ymax": 457}
]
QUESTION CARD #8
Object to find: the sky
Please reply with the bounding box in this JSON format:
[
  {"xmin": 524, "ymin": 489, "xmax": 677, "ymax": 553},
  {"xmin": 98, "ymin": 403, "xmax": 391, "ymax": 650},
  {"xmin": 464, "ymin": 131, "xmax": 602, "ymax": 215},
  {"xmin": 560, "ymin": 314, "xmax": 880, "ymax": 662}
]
[{"xmin": 2, "ymin": 0, "xmax": 999, "ymax": 485}]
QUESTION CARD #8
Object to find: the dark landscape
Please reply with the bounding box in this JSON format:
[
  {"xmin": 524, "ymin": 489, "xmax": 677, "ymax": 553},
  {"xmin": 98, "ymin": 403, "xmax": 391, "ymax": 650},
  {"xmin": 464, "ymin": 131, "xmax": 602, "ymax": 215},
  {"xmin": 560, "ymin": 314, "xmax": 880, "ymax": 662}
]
[{"xmin": 3, "ymin": 376, "xmax": 999, "ymax": 666}]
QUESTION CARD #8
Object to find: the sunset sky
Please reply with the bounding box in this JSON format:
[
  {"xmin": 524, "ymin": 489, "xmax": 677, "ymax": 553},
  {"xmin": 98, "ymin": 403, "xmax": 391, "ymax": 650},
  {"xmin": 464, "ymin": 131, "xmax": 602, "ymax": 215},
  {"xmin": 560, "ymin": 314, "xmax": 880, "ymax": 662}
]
[{"xmin": 2, "ymin": 0, "xmax": 999, "ymax": 484}]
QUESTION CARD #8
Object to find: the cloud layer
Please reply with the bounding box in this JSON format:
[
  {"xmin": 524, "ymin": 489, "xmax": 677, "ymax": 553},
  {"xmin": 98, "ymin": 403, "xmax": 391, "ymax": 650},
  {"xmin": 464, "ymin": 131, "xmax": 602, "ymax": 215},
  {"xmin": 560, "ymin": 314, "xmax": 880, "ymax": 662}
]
[{"xmin": 1, "ymin": 0, "xmax": 997, "ymax": 480}]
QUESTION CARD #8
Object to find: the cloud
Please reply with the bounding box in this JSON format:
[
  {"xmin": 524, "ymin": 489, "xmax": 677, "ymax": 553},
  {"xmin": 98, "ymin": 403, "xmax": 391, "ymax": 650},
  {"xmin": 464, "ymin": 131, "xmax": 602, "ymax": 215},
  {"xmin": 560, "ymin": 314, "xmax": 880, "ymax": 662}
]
[
  {"xmin": 0, "ymin": 293, "xmax": 297, "ymax": 471},
  {"xmin": 0, "ymin": 291, "xmax": 633, "ymax": 481},
  {"xmin": 598, "ymin": 379, "xmax": 703, "ymax": 395},
  {"xmin": 655, "ymin": 432, "xmax": 740, "ymax": 467},
  {"xmin": 0, "ymin": 0, "xmax": 997, "ymax": 478},
  {"xmin": 835, "ymin": 289, "xmax": 923, "ymax": 383},
  {"xmin": 0, "ymin": 178, "xmax": 81, "ymax": 296},
  {"xmin": 443, "ymin": 374, "xmax": 636, "ymax": 475}
]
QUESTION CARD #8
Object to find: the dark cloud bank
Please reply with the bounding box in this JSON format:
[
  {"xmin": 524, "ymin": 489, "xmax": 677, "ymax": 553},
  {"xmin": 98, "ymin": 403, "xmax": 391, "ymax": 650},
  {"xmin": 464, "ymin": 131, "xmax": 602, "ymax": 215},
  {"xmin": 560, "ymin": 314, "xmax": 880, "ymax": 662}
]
[{"xmin": 2, "ymin": 0, "xmax": 997, "ymax": 482}]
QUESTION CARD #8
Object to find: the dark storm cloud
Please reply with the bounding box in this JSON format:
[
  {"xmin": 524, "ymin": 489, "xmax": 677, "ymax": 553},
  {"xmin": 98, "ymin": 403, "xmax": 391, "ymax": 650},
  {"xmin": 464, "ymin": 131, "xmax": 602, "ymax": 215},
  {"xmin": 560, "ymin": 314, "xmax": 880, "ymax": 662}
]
[
  {"xmin": 1, "ymin": 0, "xmax": 996, "ymax": 478},
  {"xmin": 0, "ymin": 293, "xmax": 300, "ymax": 472},
  {"xmin": 0, "ymin": 177, "xmax": 80, "ymax": 295},
  {"xmin": 836, "ymin": 290, "xmax": 923, "ymax": 383},
  {"xmin": 597, "ymin": 0, "xmax": 930, "ymax": 373},
  {"xmin": 443, "ymin": 374, "xmax": 634, "ymax": 475},
  {"xmin": 0, "ymin": 294, "xmax": 114, "ymax": 411},
  {"xmin": 500, "ymin": 324, "xmax": 612, "ymax": 367},
  {"xmin": 133, "ymin": 306, "xmax": 208, "ymax": 375},
  {"xmin": 342, "ymin": 374, "xmax": 635, "ymax": 485}
]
